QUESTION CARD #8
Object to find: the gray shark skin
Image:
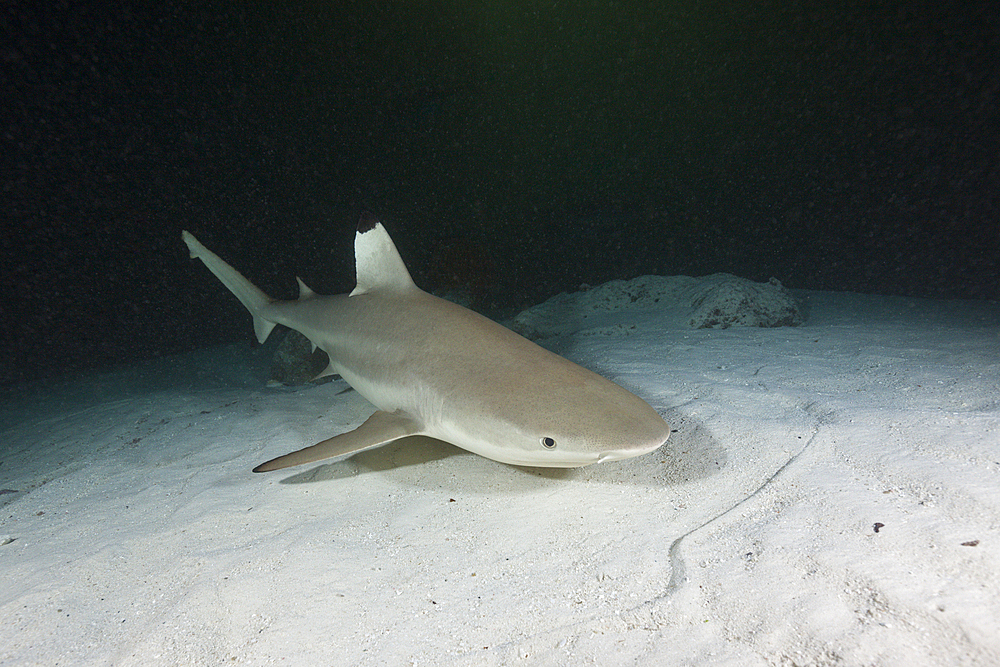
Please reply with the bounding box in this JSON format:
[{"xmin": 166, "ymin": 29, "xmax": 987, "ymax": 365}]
[{"xmin": 182, "ymin": 213, "xmax": 670, "ymax": 471}]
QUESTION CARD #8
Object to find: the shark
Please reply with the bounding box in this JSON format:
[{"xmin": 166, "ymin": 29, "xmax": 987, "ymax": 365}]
[{"xmin": 182, "ymin": 213, "xmax": 670, "ymax": 472}]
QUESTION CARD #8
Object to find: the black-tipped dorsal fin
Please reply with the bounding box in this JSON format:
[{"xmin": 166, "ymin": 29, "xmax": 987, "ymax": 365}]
[{"xmin": 350, "ymin": 212, "xmax": 416, "ymax": 296}]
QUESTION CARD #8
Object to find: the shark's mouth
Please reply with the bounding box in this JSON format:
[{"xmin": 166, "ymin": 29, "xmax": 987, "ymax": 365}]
[{"xmin": 596, "ymin": 439, "xmax": 668, "ymax": 464}]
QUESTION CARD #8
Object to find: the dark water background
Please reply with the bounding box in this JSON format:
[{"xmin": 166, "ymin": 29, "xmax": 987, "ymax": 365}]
[{"xmin": 2, "ymin": 1, "xmax": 997, "ymax": 385}]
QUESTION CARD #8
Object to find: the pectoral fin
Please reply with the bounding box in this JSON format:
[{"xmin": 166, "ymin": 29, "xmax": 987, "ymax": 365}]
[{"xmin": 252, "ymin": 410, "xmax": 424, "ymax": 472}]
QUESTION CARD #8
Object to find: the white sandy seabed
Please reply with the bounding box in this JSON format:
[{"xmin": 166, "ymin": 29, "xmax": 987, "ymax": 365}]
[{"xmin": 1, "ymin": 277, "xmax": 998, "ymax": 667}]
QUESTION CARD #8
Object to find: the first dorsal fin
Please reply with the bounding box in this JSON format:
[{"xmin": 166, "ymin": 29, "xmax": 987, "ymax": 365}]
[{"xmin": 350, "ymin": 212, "xmax": 416, "ymax": 297}]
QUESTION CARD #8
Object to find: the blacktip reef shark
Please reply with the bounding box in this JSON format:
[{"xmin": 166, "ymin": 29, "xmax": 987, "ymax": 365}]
[{"xmin": 182, "ymin": 213, "xmax": 670, "ymax": 471}]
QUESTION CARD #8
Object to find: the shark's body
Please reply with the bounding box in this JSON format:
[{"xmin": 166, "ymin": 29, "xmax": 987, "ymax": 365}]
[{"xmin": 183, "ymin": 213, "xmax": 670, "ymax": 471}]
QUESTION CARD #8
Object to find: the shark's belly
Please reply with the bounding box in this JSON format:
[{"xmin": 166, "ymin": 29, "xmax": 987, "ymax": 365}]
[{"xmin": 332, "ymin": 358, "xmax": 447, "ymax": 427}]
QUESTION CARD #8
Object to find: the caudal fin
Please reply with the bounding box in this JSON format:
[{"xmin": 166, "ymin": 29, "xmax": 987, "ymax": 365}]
[{"xmin": 182, "ymin": 231, "xmax": 277, "ymax": 343}]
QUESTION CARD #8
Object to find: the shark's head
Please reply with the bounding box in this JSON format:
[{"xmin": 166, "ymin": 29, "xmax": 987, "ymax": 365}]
[{"xmin": 434, "ymin": 359, "xmax": 671, "ymax": 468}]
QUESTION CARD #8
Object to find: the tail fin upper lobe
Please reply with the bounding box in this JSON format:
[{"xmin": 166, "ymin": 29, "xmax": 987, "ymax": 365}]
[{"xmin": 182, "ymin": 231, "xmax": 277, "ymax": 343}]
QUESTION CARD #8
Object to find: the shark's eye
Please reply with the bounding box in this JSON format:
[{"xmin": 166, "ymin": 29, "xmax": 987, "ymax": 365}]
[{"xmin": 541, "ymin": 437, "xmax": 557, "ymax": 449}]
